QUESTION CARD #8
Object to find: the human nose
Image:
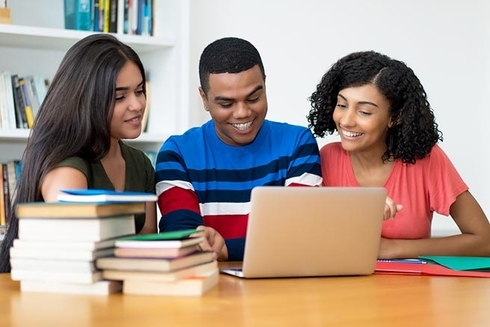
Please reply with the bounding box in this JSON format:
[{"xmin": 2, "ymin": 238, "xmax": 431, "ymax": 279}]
[
  {"xmin": 338, "ymin": 107, "xmax": 355, "ymax": 127},
  {"xmin": 233, "ymin": 101, "xmax": 251, "ymax": 118},
  {"xmin": 128, "ymin": 94, "xmax": 145, "ymax": 111}
]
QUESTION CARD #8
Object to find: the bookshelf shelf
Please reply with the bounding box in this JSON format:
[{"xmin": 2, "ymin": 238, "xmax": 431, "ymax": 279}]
[
  {"xmin": 0, "ymin": 24, "xmax": 175, "ymax": 53},
  {"xmin": 0, "ymin": 0, "xmax": 190, "ymax": 163}
]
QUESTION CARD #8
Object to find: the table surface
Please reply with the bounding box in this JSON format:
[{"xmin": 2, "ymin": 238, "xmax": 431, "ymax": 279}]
[{"xmin": 1, "ymin": 265, "xmax": 490, "ymax": 327}]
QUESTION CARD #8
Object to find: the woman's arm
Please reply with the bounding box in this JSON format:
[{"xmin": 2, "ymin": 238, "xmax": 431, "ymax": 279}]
[
  {"xmin": 139, "ymin": 202, "xmax": 157, "ymax": 234},
  {"xmin": 41, "ymin": 167, "xmax": 88, "ymax": 202},
  {"xmin": 379, "ymin": 191, "xmax": 490, "ymax": 258}
]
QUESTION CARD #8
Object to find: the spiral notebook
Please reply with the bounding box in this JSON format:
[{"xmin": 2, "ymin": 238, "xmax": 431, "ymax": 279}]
[{"xmin": 220, "ymin": 186, "xmax": 386, "ymax": 278}]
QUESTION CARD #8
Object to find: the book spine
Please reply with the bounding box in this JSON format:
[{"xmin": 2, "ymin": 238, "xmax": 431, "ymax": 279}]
[
  {"xmin": 64, "ymin": 0, "xmax": 92, "ymax": 31},
  {"xmin": 11, "ymin": 75, "xmax": 28, "ymax": 129},
  {"xmin": 109, "ymin": 0, "xmax": 118, "ymax": 33},
  {"xmin": 103, "ymin": 0, "xmax": 110, "ymax": 33},
  {"xmin": 3, "ymin": 72, "xmax": 17, "ymax": 129},
  {"xmin": 18, "ymin": 78, "xmax": 35, "ymax": 128},
  {"xmin": 0, "ymin": 164, "xmax": 5, "ymax": 226},
  {"xmin": 2, "ymin": 163, "xmax": 9, "ymax": 223}
]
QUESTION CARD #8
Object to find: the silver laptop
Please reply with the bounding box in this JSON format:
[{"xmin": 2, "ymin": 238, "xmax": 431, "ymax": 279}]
[{"xmin": 220, "ymin": 186, "xmax": 386, "ymax": 278}]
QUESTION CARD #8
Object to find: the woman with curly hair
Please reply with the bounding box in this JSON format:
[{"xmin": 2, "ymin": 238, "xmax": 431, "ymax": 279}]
[{"xmin": 307, "ymin": 50, "xmax": 490, "ymax": 258}]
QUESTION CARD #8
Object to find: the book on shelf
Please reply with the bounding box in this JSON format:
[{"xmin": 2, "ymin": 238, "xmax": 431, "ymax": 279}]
[
  {"xmin": 114, "ymin": 229, "xmax": 202, "ymax": 249},
  {"xmin": 10, "ymin": 258, "xmax": 97, "ymax": 273},
  {"xmin": 96, "ymin": 251, "xmax": 215, "ymax": 273},
  {"xmin": 2, "ymin": 162, "xmax": 10, "ymax": 223},
  {"xmin": 0, "ymin": 164, "xmax": 5, "ymax": 226},
  {"xmin": 57, "ymin": 189, "xmax": 157, "ymax": 203},
  {"xmin": 64, "ymin": 0, "xmax": 93, "ymax": 31},
  {"xmin": 3, "ymin": 72, "xmax": 17, "ymax": 129},
  {"xmin": 6, "ymin": 159, "xmax": 19, "ymax": 203},
  {"xmin": 16, "ymin": 201, "xmax": 145, "ymax": 219},
  {"xmin": 102, "ymin": 260, "xmax": 218, "ymax": 283},
  {"xmin": 122, "ymin": 268, "xmax": 219, "ymax": 296},
  {"xmin": 11, "ymin": 269, "xmax": 103, "ymax": 284},
  {"xmin": 20, "ymin": 280, "xmax": 122, "ymax": 295},
  {"xmin": 2, "ymin": 72, "xmax": 17, "ymax": 129},
  {"xmin": 10, "ymin": 246, "xmax": 114, "ymax": 261},
  {"xmin": 18, "ymin": 77, "xmax": 35, "ymax": 128},
  {"xmin": 18, "ymin": 216, "xmax": 135, "ymax": 242},
  {"xmin": 11, "ymin": 74, "xmax": 28, "ymax": 129}
]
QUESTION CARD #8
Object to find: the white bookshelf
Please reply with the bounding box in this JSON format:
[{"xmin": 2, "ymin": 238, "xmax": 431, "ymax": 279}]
[{"xmin": 0, "ymin": 0, "xmax": 191, "ymax": 162}]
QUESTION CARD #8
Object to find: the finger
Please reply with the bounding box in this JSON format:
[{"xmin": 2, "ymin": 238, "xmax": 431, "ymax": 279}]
[
  {"xmin": 197, "ymin": 238, "xmax": 213, "ymax": 252},
  {"xmin": 190, "ymin": 225, "xmax": 206, "ymax": 238},
  {"xmin": 384, "ymin": 203, "xmax": 396, "ymax": 220}
]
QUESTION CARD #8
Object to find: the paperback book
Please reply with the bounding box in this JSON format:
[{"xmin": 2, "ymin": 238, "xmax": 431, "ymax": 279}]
[{"xmin": 57, "ymin": 189, "xmax": 157, "ymax": 203}]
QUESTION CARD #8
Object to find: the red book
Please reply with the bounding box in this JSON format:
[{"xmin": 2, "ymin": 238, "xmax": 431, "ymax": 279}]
[{"xmin": 375, "ymin": 262, "xmax": 490, "ymax": 278}]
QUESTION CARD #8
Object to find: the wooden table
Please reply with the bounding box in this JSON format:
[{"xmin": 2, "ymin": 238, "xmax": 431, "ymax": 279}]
[{"xmin": 1, "ymin": 269, "xmax": 490, "ymax": 327}]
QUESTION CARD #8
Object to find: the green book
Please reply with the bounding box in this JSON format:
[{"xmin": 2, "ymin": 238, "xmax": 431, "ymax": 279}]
[
  {"xmin": 117, "ymin": 229, "xmax": 199, "ymax": 241},
  {"xmin": 115, "ymin": 229, "xmax": 203, "ymax": 249},
  {"xmin": 419, "ymin": 256, "xmax": 490, "ymax": 271}
]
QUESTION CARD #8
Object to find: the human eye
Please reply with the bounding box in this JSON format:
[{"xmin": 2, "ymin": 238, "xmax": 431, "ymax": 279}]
[
  {"xmin": 115, "ymin": 94, "xmax": 125, "ymax": 101},
  {"xmin": 218, "ymin": 102, "xmax": 233, "ymax": 108},
  {"xmin": 247, "ymin": 96, "xmax": 259, "ymax": 103},
  {"xmin": 136, "ymin": 88, "xmax": 145, "ymax": 96},
  {"xmin": 336, "ymin": 102, "xmax": 347, "ymax": 109}
]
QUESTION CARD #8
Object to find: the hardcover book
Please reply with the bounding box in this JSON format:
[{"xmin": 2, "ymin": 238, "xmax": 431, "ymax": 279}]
[
  {"xmin": 10, "ymin": 246, "xmax": 114, "ymax": 261},
  {"xmin": 114, "ymin": 246, "xmax": 198, "ymax": 259},
  {"xmin": 10, "ymin": 258, "xmax": 97, "ymax": 273},
  {"xmin": 18, "ymin": 216, "xmax": 135, "ymax": 242},
  {"xmin": 11, "ymin": 269, "xmax": 103, "ymax": 284},
  {"xmin": 122, "ymin": 268, "xmax": 219, "ymax": 296},
  {"xmin": 102, "ymin": 260, "xmax": 218, "ymax": 283},
  {"xmin": 16, "ymin": 201, "xmax": 145, "ymax": 219},
  {"xmin": 64, "ymin": 0, "xmax": 92, "ymax": 31},
  {"xmin": 20, "ymin": 280, "xmax": 122, "ymax": 295},
  {"xmin": 96, "ymin": 251, "xmax": 214, "ymax": 273},
  {"xmin": 114, "ymin": 229, "xmax": 202, "ymax": 249}
]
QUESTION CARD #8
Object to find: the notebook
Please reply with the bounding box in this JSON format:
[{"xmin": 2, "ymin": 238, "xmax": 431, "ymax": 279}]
[{"xmin": 220, "ymin": 186, "xmax": 387, "ymax": 278}]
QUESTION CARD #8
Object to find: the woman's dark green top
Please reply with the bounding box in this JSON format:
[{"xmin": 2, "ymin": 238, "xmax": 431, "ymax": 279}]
[{"xmin": 57, "ymin": 141, "xmax": 155, "ymax": 232}]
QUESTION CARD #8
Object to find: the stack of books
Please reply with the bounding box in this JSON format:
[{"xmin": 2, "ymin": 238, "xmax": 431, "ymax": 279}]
[
  {"xmin": 10, "ymin": 201, "xmax": 147, "ymax": 295},
  {"xmin": 96, "ymin": 229, "xmax": 219, "ymax": 296}
]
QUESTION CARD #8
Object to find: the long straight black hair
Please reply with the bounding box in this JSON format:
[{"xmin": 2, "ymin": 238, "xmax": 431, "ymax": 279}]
[{"xmin": 0, "ymin": 34, "xmax": 146, "ymax": 272}]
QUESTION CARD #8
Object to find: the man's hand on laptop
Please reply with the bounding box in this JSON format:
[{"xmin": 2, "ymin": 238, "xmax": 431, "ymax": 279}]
[
  {"xmin": 384, "ymin": 196, "xmax": 403, "ymax": 220},
  {"xmin": 194, "ymin": 225, "xmax": 228, "ymax": 261}
]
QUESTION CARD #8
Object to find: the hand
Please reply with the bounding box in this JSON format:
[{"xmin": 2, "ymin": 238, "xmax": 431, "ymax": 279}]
[
  {"xmin": 193, "ymin": 225, "xmax": 228, "ymax": 261},
  {"xmin": 384, "ymin": 196, "xmax": 403, "ymax": 220}
]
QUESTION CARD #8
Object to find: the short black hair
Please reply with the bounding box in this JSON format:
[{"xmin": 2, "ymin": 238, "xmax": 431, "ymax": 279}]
[{"xmin": 198, "ymin": 37, "xmax": 266, "ymax": 94}]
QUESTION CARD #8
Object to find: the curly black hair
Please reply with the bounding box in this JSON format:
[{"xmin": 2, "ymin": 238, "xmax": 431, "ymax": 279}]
[
  {"xmin": 198, "ymin": 37, "xmax": 266, "ymax": 94},
  {"xmin": 307, "ymin": 50, "xmax": 443, "ymax": 164}
]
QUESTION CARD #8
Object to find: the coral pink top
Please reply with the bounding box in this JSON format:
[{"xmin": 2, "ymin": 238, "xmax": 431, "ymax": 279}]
[{"xmin": 320, "ymin": 142, "xmax": 468, "ymax": 239}]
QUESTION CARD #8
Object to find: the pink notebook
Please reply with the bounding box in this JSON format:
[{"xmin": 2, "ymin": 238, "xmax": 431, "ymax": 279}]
[{"xmin": 375, "ymin": 262, "xmax": 490, "ymax": 278}]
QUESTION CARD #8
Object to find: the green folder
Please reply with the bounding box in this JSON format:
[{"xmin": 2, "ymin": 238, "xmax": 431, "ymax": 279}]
[{"xmin": 419, "ymin": 256, "xmax": 490, "ymax": 271}]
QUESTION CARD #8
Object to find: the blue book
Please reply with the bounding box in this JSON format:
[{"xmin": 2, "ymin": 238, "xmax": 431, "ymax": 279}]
[
  {"xmin": 64, "ymin": 0, "xmax": 93, "ymax": 31},
  {"xmin": 57, "ymin": 189, "xmax": 157, "ymax": 203}
]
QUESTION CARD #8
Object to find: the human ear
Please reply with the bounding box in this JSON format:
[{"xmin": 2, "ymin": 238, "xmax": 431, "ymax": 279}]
[{"xmin": 198, "ymin": 87, "xmax": 209, "ymax": 111}]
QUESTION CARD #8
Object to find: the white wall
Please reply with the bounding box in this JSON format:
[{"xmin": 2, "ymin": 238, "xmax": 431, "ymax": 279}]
[{"xmin": 187, "ymin": 0, "xmax": 490, "ymax": 235}]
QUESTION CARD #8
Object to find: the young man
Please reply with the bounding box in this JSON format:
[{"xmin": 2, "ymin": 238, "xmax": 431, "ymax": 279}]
[{"xmin": 156, "ymin": 37, "xmax": 322, "ymax": 261}]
